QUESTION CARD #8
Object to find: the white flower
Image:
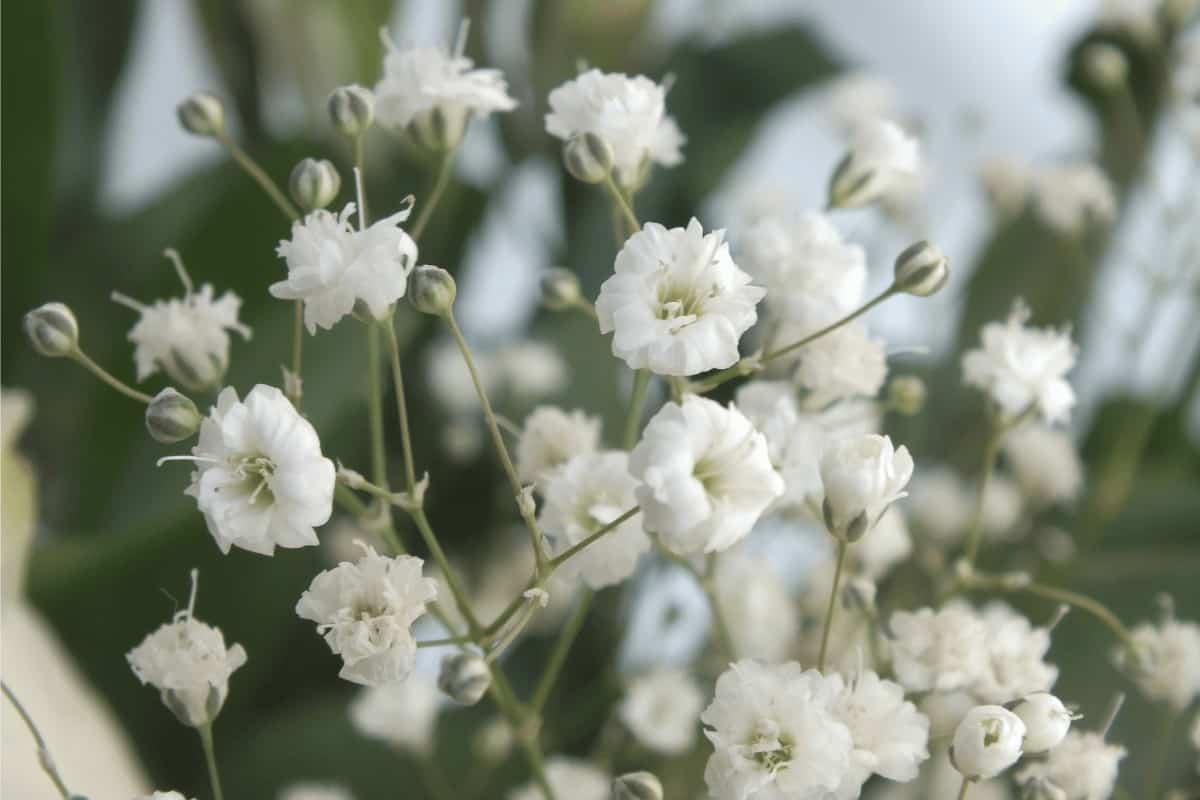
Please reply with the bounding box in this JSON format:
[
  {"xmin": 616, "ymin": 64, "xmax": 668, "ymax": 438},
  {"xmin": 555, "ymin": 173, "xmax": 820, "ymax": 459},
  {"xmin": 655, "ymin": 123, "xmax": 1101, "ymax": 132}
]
[
  {"xmin": 979, "ymin": 474, "xmax": 1024, "ymax": 542},
  {"xmin": 1016, "ymin": 731, "xmax": 1126, "ymax": 800},
  {"xmin": 515, "ymin": 406, "xmax": 602, "ymax": 485},
  {"xmin": 828, "ymin": 119, "xmax": 922, "ymax": 208},
  {"xmin": 737, "ymin": 212, "xmax": 866, "ymax": 332},
  {"xmin": 857, "ymin": 508, "xmax": 914, "ymax": 578},
  {"xmin": 279, "ymin": 784, "xmax": 355, "ymax": 800},
  {"xmin": 1115, "ymin": 617, "xmax": 1200, "ymax": 711},
  {"xmin": 596, "ymin": 219, "xmax": 764, "ymax": 376},
  {"xmin": 127, "ymin": 590, "xmax": 247, "ymax": 728},
  {"xmin": 973, "ymin": 603, "xmax": 1059, "ymax": 705},
  {"xmin": 908, "ymin": 467, "xmax": 974, "ymax": 544},
  {"xmin": 962, "ymin": 300, "xmax": 1077, "ymax": 424},
  {"xmin": 789, "ymin": 321, "xmax": 889, "ymax": 408},
  {"xmin": 734, "ymin": 380, "xmax": 828, "ymax": 514},
  {"xmin": 828, "ymin": 72, "xmax": 898, "ymax": 133},
  {"xmin": 1031, "ymin": 163, "xmax": 1116, "ymax": 235},
  {"xmin": 629, "ymin": 396, "xmax": 783, "ymax": 554},
  {"xmin": 349, "ymin": 674, "xmax": 442, "ymax": 755},
  {"xmin": 1004, "ymin": 424, "xmax": 1084, "ymax": 507},
  {"xmin": 951, "ymin": 705, "xmax": 1026, "ymax": 779},
  {"xmin": 539, "ymin": 450, "xmax": 649, "ymax": 589},
  {"xmin": 1012, "ymin": 692, "xmax": 1073, "ymax": 753},
  {"xmin": 890, "ymin": 604, "xmax": 990, "ymax": 693},
  {"xmin": 510, "ymin": 756, "xmax": 610, "ymax": 800},
  {"xmin": 169, "ymin": 385, "xmax": 334, "ymax": 556},
  {"xmin": 545, "ymin": 69, "xmax": 683, "ymax": 188},
  {"xmin": 374, "ymin": 27, "xmax": 517, "ymax": 134},
  {"xmin": 295, "ymin": 546, "xmax": 437, "ymax": 685},
  {"xmin": 494, "ymin": 341, "xmax": 568, "ymax": 402},
  {"xmin": 619, "ymin": 669, "xmax": 705, "ymax": 755},
  {"xmin": 271, "ymin": 203, "xmax": 417, "ymax": 333},
  {"xmin": 702, "ymin": 660, "xmax": 854, "ymax": 799},
  {"xmin": 138, "ymin": 793, "xmax": 194, "ymax": 800},
  {"xmin": 714, "ymin": 551, "xmax": 798, "ymax": 662},
  {"xmin": 979, "ymin": 155, "xmax": 1031, "ymax": 217},
  {"xmin": 828, "ymin": 669, "xmax": 930, "ymax": 798},
  {"xmin": 819, "ymin": 434, "xmax": 913, "ymax": 540}
]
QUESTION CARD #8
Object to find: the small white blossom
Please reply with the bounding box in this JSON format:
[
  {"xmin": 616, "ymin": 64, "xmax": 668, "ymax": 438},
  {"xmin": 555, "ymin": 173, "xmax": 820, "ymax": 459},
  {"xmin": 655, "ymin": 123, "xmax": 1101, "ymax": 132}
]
[
  {"xmin": 629, "ymin": 396, "xmax": 783, "ymax": 554},
  {"xmin": 494, "ymin": 341, "xmax": 568, "ymax": 402},
  {"xmin": 1031, "ymin": 163, "xmax": 1116, "ymax": 235},
  {"xmin": 819, "ymin": 433, "xmax": 914, "ymax": 540},
  {"xmin": 715, "ymin": 551, "xmax": 798, "ymax": 662},
  {"xmin": 1016, "ymin": 731, "xmax": 1126, "ymax": 800},
  {"xmin": 596, "ymin": 219, "xmax": 764, "ymax": 376},
  {"xmin": 515, "ymin": 406, "xmax": 602, "ymax": 485},
  {"xmin": 735, "ymin": 380, "xmax": 827, "ymax": 514},
  {"xmin": 545, "ymin": 69, "xmax": 684, "ymax": 188},
  {"xmin": 1004, "ymin": 424, "xmax": 1084, "ymax": 507},
  {"xmin": 349, "ymin": 674, "xmax": 442, "ymax": 755},
  {"xmin": 510, "ymin": 756, "xmax": 610, "ymax": 800},
  {"xmin": 1115, "ymin": 617, "xmax": 1200, "ymax": 711},
  {"xmin": 539, "ymin": 450, "xmax": 649, "ymax": 589},
  {"xmin": 908, "ymin": 467, "xmax": 974, "ymax": 544},
  {"xmin": 702, "ymin": 660, "xmax": 854, "ymax": 799},
  {"xmin": 279, "ymin": 784, "xmax": 355, "ymax": 800},
  {"xmin": 271, "ymin": 203, "xmax": 417, "ymax": 333},
  {"xmin": 789, "ymin": 321, "xmax": 889, "ymax": 408},
  {"xmin": 138, "ymin": 793, "xmax": 195, "ymax": 800},
  {"xmin": 170, "ymin": 385, "xmax": 334, "ymax": 556},
  {"xmin": 962, "ymin": 300, "xmax": 1077, "ymax": 424},
  {"xmin": 979, "ymin": 155, "xmax": 1030, "ymax": 218},
  {"xmin": 296, "ymin": 546, "xmax": 437, "ymax": 686},
  {"xmin": 890, "ymin": 604, "xmax": 990, "ymax": 693},
  {"xmin": 951, "ymin": 705, "xmax": 1026, "ymax": 779},
  {"xmin": 619, "ymin": 669, "xmax": 705, "ymax": 755},
  {"xmin": 973, "ymin": 603, "xmax": 1059, "ymax": 705},
  {"xmin": 1013, "ymin": 692, "xmax": 1074, "ymax": 753},
  {"xmin": 829, "ymin": 118, "xmax": 922, "ymax": 208}
]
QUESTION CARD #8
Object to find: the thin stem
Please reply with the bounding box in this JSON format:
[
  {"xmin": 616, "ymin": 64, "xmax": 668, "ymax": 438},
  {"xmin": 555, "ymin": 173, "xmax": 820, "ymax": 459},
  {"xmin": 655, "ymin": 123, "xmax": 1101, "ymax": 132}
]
[
  {"xmin": 817, "ymin": 538, "xmax": 849, "ymax": 672},
  {"xmin": 762, "ymin": 286, "xmax": 896, "ymax": 363},
  {"xmin": 2, "ymin": 682, "xmax": 72, "ymax": 798},
  {"xmin": 353, "ymin": 134, "xmax": 368, "ymax": 225},
  {"xmin": 198, "ymin": 723, "xmax": 225, "ymax": 800},
  {"xmin": 529, "ymin": 591, "xmax": 593, "ymax": 715},
  {"xmin": 383, "ymin": 318, "xmax": 418, "ymax": 493},
  {"xmin": 410, "ymin": 149, "xmax": 455, "ymax": 242},
  {"xmin": 412, "ymin": 507, "xmax": 484, "ymax": 635},
  {"xmin": 602, "ymin": 174, "xmax": 640, "ymax": 237},
  {"xmin": 70, "ymin": 350, "xmax": 154, "ymax": 404},
  {"xmin": 289, "ymin": 301, "xmax": 304, "ymax": 407},
  {"xmin": 1146, "ymin": 707, "xmax": 1176, "ymax": 800},
  {"xmin": 520, "ymin": 737, "xmax": 558, "ymax": 800},
  {"xmin": 963, "ymin": 402, "xmax": 1038, "ymax": 566},
  {"xmin": 701, "ymin": 554, "xmax": 738, "ymax": 660},
  {"xmin": 216, "ymin": 134, "xmax": 298, "ymax": 221},
  {"xmin": 956, "ymin": 777, "xmax": 973, "ymax": 800},
  {"xmin": 417, "ymin": 634, "xmax": 473, "ymax": 648},
  {"xmin": 549, "ymin": 507, "xmax": 641, "ymax": 568},
  {"xmin": 365, "ymin": 325, "xmax": 388, "ymax": 487},
  {"xmin": 1099, "ymin": 692, "xmax": 1126, "ymax": 737},
  {"xmin": 624, "ymin": 370, "xmax": 650, "ymax": 450}
]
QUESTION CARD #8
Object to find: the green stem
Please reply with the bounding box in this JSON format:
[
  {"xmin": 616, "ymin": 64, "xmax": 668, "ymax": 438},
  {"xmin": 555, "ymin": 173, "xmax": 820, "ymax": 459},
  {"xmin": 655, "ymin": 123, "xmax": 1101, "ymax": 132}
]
[
  {"xmin": 817, "ymin": 538, "xmax": 849, "ymax": 672},
  {"xmin": 353, "ymin": 134, "xmax": 368, "ymax": 225},
  {"xmin": 549, "ymin": 507, "xmax": 641, "ymax": 568},
  {"xmin": 529, "ymin": 591, "xmax": 593, "ymax": 715},
  {"xmin": 198, "ymin": 723, "xmax": 225, "ymax": 800},
  {"xmin": 383, "ymin": 318, "xmax": 419, "ymax": 493},
  {"xmin": 963, "ymin": 403, "xmax": 1037, "ymax": 567},
  {"xmin": 290, "ymin": 301, "xmax": 304, "ymax": 407},
  {"xmin": 365, "ymin": 325, "xmax": 388, "ymax": 487},
  {"xmin": 410, "ymin": 150, "xmax": 455, "ymax": 242},
  {"xmin": 217, "ymin": 134, "xmax": 299, "ymax": 221},
  {"xmin": 1146, "ymin": 707, "xmax": 1176, "ymax": 800},
  {"xmin": 417, "ymin": 634, "xmax": 473, "ymax": 648},
  {"xmin": 2, "ymin": 682, "xmax": 72, "ymax": 799},
  {"xmin": 602, "ymin": 174, "xmax": 640, "ymax": 237},
  {"xmin": 624, "ymin": 370, "xmax": 650, "ymax": 450},
  {"xmin": 956, "ymin": 777, "xmax": 973, "ymax": 800},
  {"xmin": 70, "ymin": 350, "xmax": 154, "ymax": 404}
]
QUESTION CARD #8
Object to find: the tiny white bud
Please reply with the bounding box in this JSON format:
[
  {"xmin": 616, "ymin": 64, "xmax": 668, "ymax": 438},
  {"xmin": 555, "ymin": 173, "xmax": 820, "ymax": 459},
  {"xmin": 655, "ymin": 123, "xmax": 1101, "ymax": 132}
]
[
  {"xmin": 327, "ymin": 85, "xmax": 375, "ymax": 137},
  {"xmin": 517, "ymin": 485, "xmax": 537, "ymax": 519},
  {"xmin": 437, "ymin": 652, "xmax": 491, "ymax": 705},
  {"xmin": 24, "ymin": 302, "xmax": 79, "ymax": 357},
  {"xmin": 1081, "ymin": 43, "xmax": 1129, "ymax": 91},
  {"xmin": 951, "ymin": 705, "xmax": 1026, "ymax": 779},
  {"xmin": 408, "ymin": 106, "xmax": 467, "ymax": 153},
  {"xmin": 612, "ymin": 771, "xmax": 663, "ymax": 800},
  {"xmin": 176, "ymin": 92, "xmax": 225, "ymax": 137},
  {"xmin": 894, "ymin": 240, "xmax": 949, "ymax": 296},
  {"xmin": 289, "ymin": 158, "xmax": 341, "ymax": 212},
  {"xmin": 408, "ymin": 266, "xmax": 457, "ymax": 316},
  {"xmin": 145, "ymin": 388, "xmax": 202, "ymax": 444},
  {"xmin": 523, "ymin": 587, "xmax": 550, "ymax": 608},
  {"xmin": 539, "ymin": 268, "xmax": 582, "ymax": 311},
  {"xmin": 562, "ymin": 132, "xmax": 614, "ymax": 184},
  {"xmin": 887, "ymin": 375, "xmax": 927, "ymax": 416},
  {"xmin": 1012, "ymin": 692, "xmax": 1074, "ymax": 753}
]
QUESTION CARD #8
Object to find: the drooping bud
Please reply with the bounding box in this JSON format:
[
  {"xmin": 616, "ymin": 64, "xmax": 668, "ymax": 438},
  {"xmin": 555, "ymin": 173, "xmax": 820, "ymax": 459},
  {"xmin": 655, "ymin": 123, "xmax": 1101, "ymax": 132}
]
[
  {"xmin": 176, "ymin": 92, "xmax": 225, "ymax": 137},
  {"xmin": 408, "ymin": 106, "xmax": 467, "ymax": 153},
  {"xmin": 289, "ymin": 158, "xmax": 341, "ymax": 212},
  {"xmin": 328, "ymin": 85, "xmax": 375, "ymax": 137},
  {"xmin": 887, "ymin": 375, "xmax": 927, "ymax": 416},
  {"xmin": 408, "ymin": 266, "xmax": 457, "ymax": 316},
  {"xmin": 562, "ymin": 132, "xmax": 614, "ymax": 184},
  {"xmin": 437, "ymin": 652, "xmax": 491, "ymax": 705},
  {"xmin": 894, "ymin": 240, "xmax": 949, "ymax": 296},
  {"xmin": 612, "ymin": 771, "xmax": 663, "ymax": 800},
  {"xmin": 145, "ymin": 388, "xmax": 203, "ymax": 444},
  {"xmin": 1081, "ymin": 43, "xmax": 1129, "ymax": 91},
  {"xmin": 1011, "ymin": 692, "xmax": 1074, "ymax": 753},
  {"xmin": 24, "ymin": 302, "xmax": 79, "ymax": 358},
  {"xmin": 539, "ymin": 268, "xmax": 582, "ymax": 310}
]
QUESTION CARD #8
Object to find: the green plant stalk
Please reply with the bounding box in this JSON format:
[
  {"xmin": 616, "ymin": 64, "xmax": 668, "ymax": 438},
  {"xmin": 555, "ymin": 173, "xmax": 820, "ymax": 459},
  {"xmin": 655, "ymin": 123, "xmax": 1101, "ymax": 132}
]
[
  {"xmin": 817, "ymin": 538, "xmax": 849, "ymax": 672},
  {"xmin": 198, "ymin": 723, "xmax": 225, "ymax": 800},
  {"xmin": 529, "ymin": 590, "xmax": 594, "ymax": 715},
  {"xmin": 365, "ymin": 325, "xmax": 388, "ymax": 487},
  {"xmin": 602, "ymin": 174, "xmax": 640, "ymax": 237},
  {"xmin": 962, "ymin": 402, "xmax": 1037, "ymax": 567},
  {"xmin": 549, "ymin": 507, "xmax": 641, "ymax": 568},
  {"xmin": 70, "ymin": 349, "xmax": 154, "ymax": 404},
  {"xmin": 410, "ymin": 149, "xmax": 455, "ymax": 242},
  {"xmin": 956, "ymin": 777, "xmax": 973, "ymax": 800},
  {"xmin": 624, "ymin": 370, "xmax": 650, "ymax": 450}
]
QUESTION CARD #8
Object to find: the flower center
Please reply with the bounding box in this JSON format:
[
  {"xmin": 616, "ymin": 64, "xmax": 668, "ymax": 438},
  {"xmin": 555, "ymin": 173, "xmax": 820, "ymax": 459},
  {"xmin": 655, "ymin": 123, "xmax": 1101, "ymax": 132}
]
[
  {"xmin": 748, "ymin": 719, "xmax": 794, "ymax": 774},
  {"xmin": 234, "ymin": 455, "xmax": 277, "ymax": 506},
  {"xmin": 655, "ymin": 278, "xmax": 713, "ymax": 330}
]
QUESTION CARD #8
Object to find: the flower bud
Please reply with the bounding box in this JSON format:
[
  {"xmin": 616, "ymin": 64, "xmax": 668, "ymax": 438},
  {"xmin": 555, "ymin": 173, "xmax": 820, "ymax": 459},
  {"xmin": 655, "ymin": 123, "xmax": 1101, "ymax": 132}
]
[
  {"xmin": 289, "ymin": 158, "xmax": 341, "ymax": 212},
  {"xmin": 438, "ymin": 652, "xmax": 491, "ymax": 705},
  {"xmin": 562, "ymin": 132, "xmax": 614, "ymax": 184},
  {"xmin": 540, "ymin": 268, "xmax": 582, "ymax": 310},
  {"xmin": 894, "ymin": 240, "xmax": 949, "ymax": 296},
  {"xmin": 176, "ymin": 92, "xmax": 225, "ymax": 137},
  {"xmin": 327, "ymin": 85, "xmax": 375, "ymax": 137},
  {"xmin": 145, "ymin": 388, "xmax": 203, "ymax": 444},
  {"xmin": 24, "ymin": 302, "xmax": 79, "ymax": 357},
  {"xmin": 887, "ymin": 375, "xmax": 926, "ymax": 416},
  {"xmin": 612, "ymin": 771, "xmax": 663, "ymax": 800},
  {"xmin": 408, "ymin": 106, "xmax": 467, "ymax": 153},
  {"xmin": 1081, "ymin": 43, "xmax": 1129, "ymax": 91},
  {"xmin": 819, "ymin": 434, "xmax": 913, "ymax": 542},
  {"xmin": 951, "ymin": 705, "xmax": 1026, "ymax": 779},
  {"xmin": 408, "ymin": 266, "xmax": 457, "ymax": 316},
  {"xmin": 1011, "ymin": 692, "xmax": 1073, "ymax": 753},
  {"xmin": 162, "ymin": 683, "xmax": 226, "ymax": 728},
  {"xmin": 827, "ymin": 153, "xmax": 875, "ymax": 209}
]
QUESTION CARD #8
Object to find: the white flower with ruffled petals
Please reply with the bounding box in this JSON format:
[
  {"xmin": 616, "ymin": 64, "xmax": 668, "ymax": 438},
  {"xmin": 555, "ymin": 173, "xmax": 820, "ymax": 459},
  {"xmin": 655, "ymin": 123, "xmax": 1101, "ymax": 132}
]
[
  {"xmin": 1016, "ymin": 731, "xmax": 1126, "ymax": 799},
  {"xmin": 296, "ymin": 545, "xmax": 437, "ymax": 686},
  {"xmin": 973, "ymin": 602, "xmax": 1059, "ymax": 705},
  {"xmin": 819, "ymin": 434, "xmax": 913, "ymax": 540},
  {"xmin": 629, "ymin": 396, "xmax": 783, "ymax": 555},
  {"xmin": 829, "ymin": 118, "xmax": 922, "ymax": 208},
  {"xmin": 515, "ymin": 405, "xmax": 602, "ymax": 485},
  {"xmin": 788, "ymin": 321, "xmax": 888, "ymax": 408},
  {"xmin": 828, "ymin": 669, "xmax": 930, "ymax": 799},
  {"xmin": 349, "ymin": 673, "xmax": 442, "ymax": 755},
  {"xmin": 597, "ymin": 219, "xmax": 764, "ymax": 376},
  {"xmin": 890, "ymin": 604, "xmax": 990, "ymax": 693},
  {"xmin": 1115, "ymin": 616, "xmax": 1200, "ymax": 711},
  {"xmin": 619, "ymin": 669, "xmax": 705, "ymax": 755},
  {"xmin": 271, "ymin": 203, "xmax": 417, "ymax": 333}
]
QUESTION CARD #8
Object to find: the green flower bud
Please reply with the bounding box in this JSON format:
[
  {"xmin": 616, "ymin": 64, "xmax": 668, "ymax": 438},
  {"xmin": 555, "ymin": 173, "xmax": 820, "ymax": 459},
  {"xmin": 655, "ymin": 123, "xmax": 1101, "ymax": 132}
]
[
  {"xmin": 887, "ymin": 375, "xmax": 927, "ymax": 416},
  {"xmin": 438, "ymin": 652, "xmax": 491, "ymax": 705},
  {"xmin": 24, "ymin": 302, "xmax": 79, "ymax": 358},
  {"xmin": 613, "ymin": 771, "xmax": 663, "ymax": 800},
  {"xmin": 328, "ymin": 85, "xmax": 375, "ymax": 137},
  {"xmin": 562, "ymin": 132, "xmax": 613, "ymax": 184},
  {"xmin": 539, "ymin": 268, "xmax": 582, "ymax": 310},
  {"xmin": 176, "ymin": 92, "xmax": 225, "ymax": 137},
  {"xmin": 408, "ymin": 106, "xmax": 467, "ymax": 153},
  {"xmin": 289, "ymin": 158, "xmax": 341, "ymax": 212},
  {"xmin": 145, "ymin": 388, "xmax": 203, "ymax": 444},
  {"xmin": 409, "ymin": 266, "xmax": 457, "ymax": 316},
  {"xmin": 893, "ymin": 240, "xmax": 949, "ymax": 296}
]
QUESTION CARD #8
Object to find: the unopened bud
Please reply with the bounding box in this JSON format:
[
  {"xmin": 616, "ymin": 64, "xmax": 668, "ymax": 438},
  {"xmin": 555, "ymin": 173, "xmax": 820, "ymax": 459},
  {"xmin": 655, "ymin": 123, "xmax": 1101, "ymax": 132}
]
[
  {"xmin": 827, "ymin": 153, "xmax": 875, "ymax": 209},
  {"xmin": 408, "ymin": 106, "xmax": 467, "ymax": 153},
  {"xmin": 887, "ymin": 375, "xmax": 927, "ymax": 416},
  {"xmin": 894, "ymin": 240, "xmax": 949, "ymax": 296},
  {"xmin": 328, "ymin": 85, "xmax": 375, "ymax": 137},
  {"xmin": 1081, "ymin": 43, "xmax": 1128, "ymax": 91},
  {"xmin": 145, "ymin": 388, "xmax": 203, "ymax": 444},
  {"xmin": 176, "ymin": 92, "xmax": 225, "ymax": 137},
  {"xmin": 613, "ymin": 771, "xmax": 663, "ymax": 800},
  {"xmin": 24, "ymin": 302, "xmax": 79, "ymax": 357},
  {"xmin": 438, "ymin": 652, "xmax": 491, "ymax": 705},
  {"xmin": 540, "ymin": 268, "xmax": 582, "ymax": 310},
  {"xmin": 562, "ymin": 132, "xmax": 613, "ymax": 184},
  {"xmin": 408, "ymin": 266, "xmax": 457, "ymax": 315},
  {"xmin": 1011, "ymin": 692, "xmax": 1075, "ymax": 753},
  {"xmin": 289, "ymin": 158, "xmax": 341, "ymax": 211}
]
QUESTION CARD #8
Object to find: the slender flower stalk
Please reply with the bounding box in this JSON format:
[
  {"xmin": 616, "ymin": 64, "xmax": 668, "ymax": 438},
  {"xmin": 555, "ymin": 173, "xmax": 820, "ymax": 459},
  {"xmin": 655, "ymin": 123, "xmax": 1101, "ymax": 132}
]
[
  {"xmin": 817, "ymin": 538, "xmax": 849, "ymax": 671},
  {"xmin": 198, "ymin": 722, "xmax": 226, "ymax": 800},
  {"xmin": 962, "ymin": 402, "xmax": 1037, "ymax": 566},
  {"xmin": 548, "ymin": 506, "xmax": 641, "ymax": 568},
  {"xmin": 602, "ymin": 174, "xmax": 640, "ymax": 237},
  {"xmin": 529, "ymin": 591, "xmax": 594, "ymax": 715},
  {"xmin": 624, "ymin": 370, "xmax": 650, "ymax": 450},
  {"xmin": 410, "ymin": 149, "xmax": 456, "ymax": 242},
  {"xmin": 70, "ymin": 348, "xmax": 154, "ymax": 404},
  {"xmin": 2, "ymin": 682, "xmax": 73, "ymax": 799},
  {"xmin": 956, "ymin": 777, "xmax": 973, "ymax": 800}
]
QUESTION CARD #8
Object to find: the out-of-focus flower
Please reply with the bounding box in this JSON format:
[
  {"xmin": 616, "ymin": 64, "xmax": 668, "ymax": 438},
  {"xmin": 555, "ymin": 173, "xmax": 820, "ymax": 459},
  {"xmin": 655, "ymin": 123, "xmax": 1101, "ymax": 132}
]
[
  {"xmin": 1016, "ymin": 731, "xmax": 1126, "ymax": 800},
  {"xmin": 714, "ymin": 551, "xmax": 798, "ymax": 662},
  {"xmin": 828, "ymin": 119, "xmax": 922, "ymax": 208},
  {"xmin": 789, "ymin": 321, "xmax": 889, "ymax": 408},
  {"xmin": 979, "ymin": 156, "xmax": 1030, "ymax": 218},
  {"xmin": 1031, "ymin": 163, "xmax": 1116, "ymax": 235},
  {"xmin": 279, "ymin": 784, "xmax": 355, "ymax": 800},
  {"xmin": 1114, "ymin": 616, "xmax": 1200, "ymax": 711},
  {"xmin": 515, "ymin": 406, "xmax": 602, "ymax": 486},
  {"xmin": 618, "ymin": 669, "xmax": 704, "ymax": 755},
  {"xmin": 349, "ymin": 674, "xmax": 442, "ymax": 755},
  {"xmin": 510, "ymin": 757, "xmax": 610, "ymax": 800},
  {"xmin": 828, "ymin": 72, "xmax": 899, "ymax": 133},
  {"xmin": 1004, "ymin": 424, "xmax": 1084, "ymax": 507}
]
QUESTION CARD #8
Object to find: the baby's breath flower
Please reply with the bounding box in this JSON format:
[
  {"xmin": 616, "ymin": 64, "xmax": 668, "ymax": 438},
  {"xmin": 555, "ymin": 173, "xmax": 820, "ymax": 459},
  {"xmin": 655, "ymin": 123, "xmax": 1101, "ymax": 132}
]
[
  {"xmin": 619, "ymin": 669, "xmax": 704, "ymax": 755},
  {"xmin": 515, "ymin": 405, "xmax": 602, "ymax": 486},
  {"xmin": 827, "ymin": 72, "xmax": 899, "ymax": 133},
  {"xmin": 828, "ymin": 118, "xmax": 921, "ymax": 209},
  {"xmin": 613, "ymin": 771, "xmax": 663, "ymax": 800},
  {"xmin": 349, "ymin": 674, "xmax": 442, "ymax": 755},
  {"xmin": 828, "ymin": 669, "xmax": 931, "ymax": 797},
  {"xmin": 890, "ymin": 604, "xmax": 990, "ymax": 693},
  {"xmin": 951, "ymin": 705, "xmax": 1026, "ymax": 779},
  {"xmin": 1004, "ymin": 424, "xmax": 1084, "ymax": 507},
  {"xmin": 1114, "ymin": 616, "xmax": 1200, "ymax": 711},
  {"xmin": 819, "ymin": 433, "xmax": 914, "ymax": 541},
  {"xmin": 438, "ymin": 652, "xmax": 491, "ymax": 705},
  {"xmin": 715, "ymin": 551, "xmax": 798, "ymax": 662},
  {"xmin": 787, "ymin": 321, "xmax": 889, "ymax": 408},
  {"xmin": 973, "ymin": 603, "xmax": 1059, "ymax": 705},
  {"xmin": 279, "ymin": 784, "xmax": 355, "ymax": 800},
  {"xmin": 1031, "ymin": 163, "xmax": 1116, "ymax": 235},
  {"xmin": 510, "ymin": 757, "xmax": 610, "ymax": 800},
  {"xmin": 1016, "ymin": 731, "xmax": 1126, "ymax": 799},
  {"xmin": 23, "ymin": 302, "xmax": 79, "ymax": 358}
]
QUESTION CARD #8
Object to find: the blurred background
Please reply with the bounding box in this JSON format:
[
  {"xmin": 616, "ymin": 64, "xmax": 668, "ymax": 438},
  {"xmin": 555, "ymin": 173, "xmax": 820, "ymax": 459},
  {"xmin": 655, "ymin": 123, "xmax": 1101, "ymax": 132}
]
[{"xmin": 3, "ymin": 0, "xmax": 1199, "ymax": 798}]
